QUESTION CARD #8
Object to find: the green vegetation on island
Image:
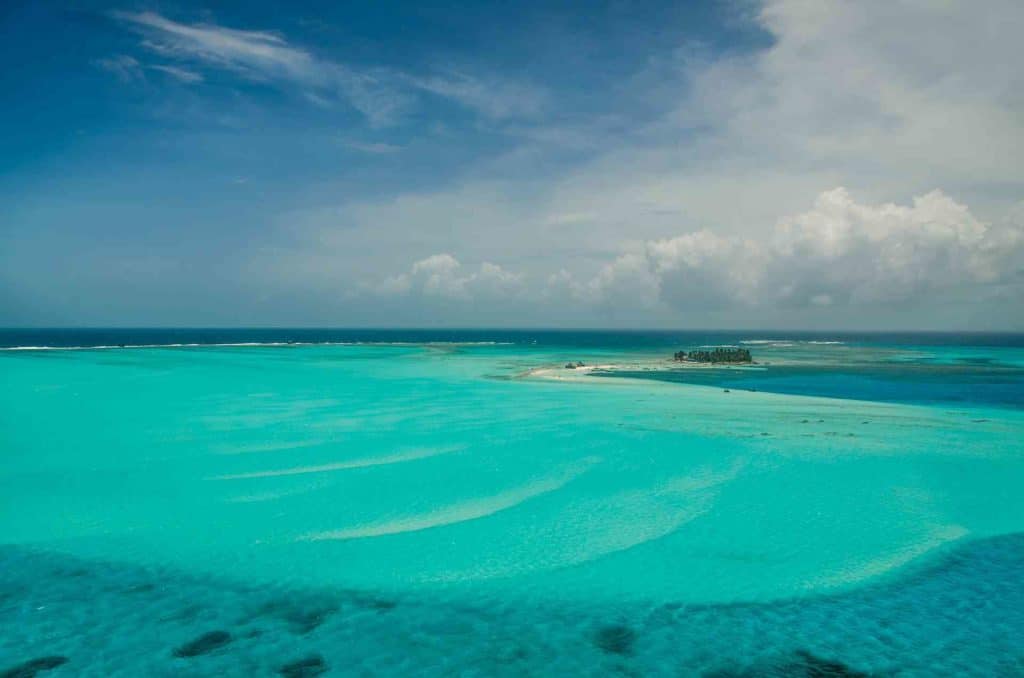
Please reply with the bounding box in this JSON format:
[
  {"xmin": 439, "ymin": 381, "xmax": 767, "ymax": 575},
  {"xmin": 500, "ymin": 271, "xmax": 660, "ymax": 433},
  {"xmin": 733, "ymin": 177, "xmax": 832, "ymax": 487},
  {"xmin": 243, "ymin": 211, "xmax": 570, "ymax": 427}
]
[{"xmin": 673, "ymin": 347, "xmax": 752, "ymax": 364}]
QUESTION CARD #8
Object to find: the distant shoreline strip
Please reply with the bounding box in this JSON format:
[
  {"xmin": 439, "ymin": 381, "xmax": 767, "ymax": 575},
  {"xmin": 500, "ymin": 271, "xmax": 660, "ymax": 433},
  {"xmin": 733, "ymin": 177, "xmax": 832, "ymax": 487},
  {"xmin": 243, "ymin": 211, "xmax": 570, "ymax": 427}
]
[{"xmin": 0, "ymin": 341, "xmax": 513, "ymax": 351}]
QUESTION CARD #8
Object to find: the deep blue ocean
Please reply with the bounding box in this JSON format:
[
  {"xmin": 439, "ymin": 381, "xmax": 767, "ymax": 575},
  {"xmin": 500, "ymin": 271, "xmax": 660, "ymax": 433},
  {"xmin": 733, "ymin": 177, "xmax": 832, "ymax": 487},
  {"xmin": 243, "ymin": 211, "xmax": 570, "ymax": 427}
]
[{"xmin": 5, "ymin": 327, "xmax": 1024, "ymax": 349}]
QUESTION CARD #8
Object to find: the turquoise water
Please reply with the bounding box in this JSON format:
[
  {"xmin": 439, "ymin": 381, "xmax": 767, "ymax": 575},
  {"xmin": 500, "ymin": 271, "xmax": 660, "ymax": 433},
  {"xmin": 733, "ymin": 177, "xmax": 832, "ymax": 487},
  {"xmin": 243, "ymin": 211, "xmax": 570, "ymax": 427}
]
[{"xmin": 2, "ymin": 331, "xmax": 1023, "ymax": 675}]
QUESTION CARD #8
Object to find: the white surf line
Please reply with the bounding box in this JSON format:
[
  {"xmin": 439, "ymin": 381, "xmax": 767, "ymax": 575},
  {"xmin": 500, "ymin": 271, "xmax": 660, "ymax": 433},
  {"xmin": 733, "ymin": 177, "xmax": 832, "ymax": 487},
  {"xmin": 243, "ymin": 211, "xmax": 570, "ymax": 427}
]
[
  {"xmin": 210, "ymin": 445, "xmax": 462, "ymax": 480},
  {"xmin": 0, "ymin": 340, "xmax": 515, "ymax": 351},
  {"xmin": 298, "ymin": 457, "xmax": 600, "ymax": 541},
  {"xmin": 0, "ymin": 342, "xmax": 300, "ymax": 351}
]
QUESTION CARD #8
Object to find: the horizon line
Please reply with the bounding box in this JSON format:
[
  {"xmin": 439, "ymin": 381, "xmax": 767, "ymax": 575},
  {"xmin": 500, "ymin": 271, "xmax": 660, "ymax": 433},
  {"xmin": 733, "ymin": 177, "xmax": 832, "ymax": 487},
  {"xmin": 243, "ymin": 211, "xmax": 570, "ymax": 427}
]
[{"xmin": 2, "ymin": 326, "xmax": 1024, "ymax": 335}]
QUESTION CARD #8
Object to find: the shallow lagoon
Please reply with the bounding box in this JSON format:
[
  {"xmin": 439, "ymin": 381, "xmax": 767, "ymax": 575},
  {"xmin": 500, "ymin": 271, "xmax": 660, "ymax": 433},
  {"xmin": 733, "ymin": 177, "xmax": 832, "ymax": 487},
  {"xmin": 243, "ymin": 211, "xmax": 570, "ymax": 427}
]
[{"xmin": 2, "ymin": 331, "xmax": 1023, "ymax": 675}]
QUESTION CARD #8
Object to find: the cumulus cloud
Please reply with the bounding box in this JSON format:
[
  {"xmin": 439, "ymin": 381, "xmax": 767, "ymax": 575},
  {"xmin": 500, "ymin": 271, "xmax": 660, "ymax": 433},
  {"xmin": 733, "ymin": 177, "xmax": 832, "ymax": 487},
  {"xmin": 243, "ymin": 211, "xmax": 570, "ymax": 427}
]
[
  {"xmin": 376, "ymin": 254, "xmax": 523, "ymax": 301},
  {"xmin": 579, "ymin": 188, "xmax": 1024, "ymax": 311},
  {"xmin": 366, "ymin": 189, "xmax": 1023, "ymax": 319},
  {"xmin": 573, "ymin": 253, "xmax": 662, "ymax": 308},
  {"xmin": 765, "ymin": 188, "xmax": 1019, "ymax": 307}
]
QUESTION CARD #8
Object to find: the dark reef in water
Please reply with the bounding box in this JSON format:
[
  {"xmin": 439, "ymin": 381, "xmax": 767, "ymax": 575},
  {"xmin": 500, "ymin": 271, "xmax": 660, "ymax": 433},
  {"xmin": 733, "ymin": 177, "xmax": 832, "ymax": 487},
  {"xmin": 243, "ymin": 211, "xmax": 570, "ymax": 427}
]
[
  {"xmin": 278, "ymin": 654, "xmax": 329, "ymax": 677},
  {"xmin": 173, "ymin": 630, "xmax": 233, "ymax": 657},
  {"xmin": 594, "ymin": 624, "xmax": 636, "ymax": 655},
  {"xmin": 0, "ymin": 656, "xmax": 68, "ymax": 678},
  {"xmin": 2, "ymin": 534, "xmax": 1024, "ymax": 674},
  {"xmin": 792, "ymin": 650, "xmax": 870, "ymax": 677},
  {"xmin": 706, "ymin": 650, "xmax": 870, "ymax": 677}
]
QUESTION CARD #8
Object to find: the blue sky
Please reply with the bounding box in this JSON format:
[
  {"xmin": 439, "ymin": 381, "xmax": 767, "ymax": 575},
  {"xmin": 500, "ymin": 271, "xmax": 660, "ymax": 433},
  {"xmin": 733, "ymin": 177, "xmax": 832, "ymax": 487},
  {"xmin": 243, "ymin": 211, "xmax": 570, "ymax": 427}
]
[{"xmin": 2, "ymin": 1, "xmax": 1022, "ymax": 328}]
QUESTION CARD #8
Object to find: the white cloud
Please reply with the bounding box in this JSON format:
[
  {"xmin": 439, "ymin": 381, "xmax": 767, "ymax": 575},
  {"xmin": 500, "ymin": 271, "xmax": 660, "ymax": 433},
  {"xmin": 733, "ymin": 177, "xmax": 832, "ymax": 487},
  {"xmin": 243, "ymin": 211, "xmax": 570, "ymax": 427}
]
[
  {"xmin": 367, "ymin": 188, "xmax": 1022, "ymax": 317},
  {"xmin": 149, "ymin": 64, "xmax": 204, "ymax": 84},
  {"xmin": 583, "ymin": 188, "xmax": 1024, "ymax": 311},
  {"xmin": 242, "ymin": 1, "xmax": 1024, "ymax": 327},
  {"xmin": 701, "ymin": 0, "xmax": 1024, "ymax": 184},
  {"xmin": 94, "ymin": 54, "xmax": 144, "ymax": 83},
  {"xmin": 408, "ymin": 70, "xmax": 547, "ymax": 120},
  {"xmin": 112, "ymin": 10, "xmax": 405, "ymax": 126},
  {"xmin": 539, "ymin": 2, "xmax": 1023, "ymax": 322},
  {"xmin": 112, "ymin": 11, "xmax": 313, "ymax": 78},
  {"xmin": 543, "ymin": 212, "xmax": 595, "ymax": 226},
  {"xmin": 376, "ymin": 254, "xmax": 524, "ymax": 301},
  {"xmin": 574, "ymin": 253, "xmax": 662, "ymax": 308},
  {"xmin": 765, "ymin": 188, "xmax": 1014, "ymax": 306},
  {"xmin": 109, "ymin": 11, "xmax": 547, "ymax": 127},
  {"xmin": 342, "ymin": 140, "xmax": 403, "ymax": 154},
  {"xmin": 509, "ymin": 0, "xmax": 1024, "ymax": 258}
]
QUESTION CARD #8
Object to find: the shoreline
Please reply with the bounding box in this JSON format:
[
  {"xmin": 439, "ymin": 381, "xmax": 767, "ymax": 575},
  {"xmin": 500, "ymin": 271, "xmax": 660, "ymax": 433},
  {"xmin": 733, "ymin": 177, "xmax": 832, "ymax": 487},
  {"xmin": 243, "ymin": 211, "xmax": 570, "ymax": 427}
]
[{"xmin": 522, "ymin": 358, "xmax": 766, "ymax": 382}]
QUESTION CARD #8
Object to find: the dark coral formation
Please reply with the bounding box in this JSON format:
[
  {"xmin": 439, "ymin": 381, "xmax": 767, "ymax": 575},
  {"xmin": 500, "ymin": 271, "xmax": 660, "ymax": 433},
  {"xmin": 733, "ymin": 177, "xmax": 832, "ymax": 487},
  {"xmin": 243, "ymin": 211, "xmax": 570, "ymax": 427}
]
[
  {"xmin": 792, "ymin": 650, "xmax": 870, "ymax": 677},
  {"xmin": 172, "ymin": 630, "xmax": 232, "ymax": 658},
  {"xmin": 0, "ymin": 656, "xmax": 68, "ymax": 678},
  {"xmin": 593, "ymin": 624, "xmax": 637, "ymax": 655},
  {"xmin": 704, "ymin": 650, "xmax": 871, "ymax": 677},
  {"xmin": 279, "ymin": 654, "xmax": 329, "ymax": 677}
]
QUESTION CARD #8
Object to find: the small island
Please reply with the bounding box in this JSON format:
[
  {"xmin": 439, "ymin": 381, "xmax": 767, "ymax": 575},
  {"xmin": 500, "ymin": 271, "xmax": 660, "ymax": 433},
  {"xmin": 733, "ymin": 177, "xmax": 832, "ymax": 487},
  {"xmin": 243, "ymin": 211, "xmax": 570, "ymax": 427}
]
[{"xmin": 673, "ymin": 347, "xmax": 752, "ymax": 364}]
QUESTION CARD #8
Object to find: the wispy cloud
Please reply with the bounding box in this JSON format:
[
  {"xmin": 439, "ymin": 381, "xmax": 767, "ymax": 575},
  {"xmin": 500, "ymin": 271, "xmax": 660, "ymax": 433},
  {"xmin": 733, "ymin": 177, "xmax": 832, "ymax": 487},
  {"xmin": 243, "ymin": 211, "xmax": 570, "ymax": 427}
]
[
  {"xmin": 110, "ymin": 10, "xmax": 407, "ymax": 125},
  {"xmin": 149, "ymin": 64, "xmax": 204, "ymax": 84},
  {"xmin": 111, "ymin": 11, "xmax": 311, "ymax": 78},
  {"xmin": 342, "ymin": 140, "xmax": 403, "ymax": 154},
  {"xmin": 94, "ymin": 54, "xmax": 144, "ymax": 83},
  {"xmin": 408, "ymin": 71, "xmax": 547, "ymax": 120},
  {"xmin": 108, "ymin": 10, "xmax": 546, "ymax": 127}
]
